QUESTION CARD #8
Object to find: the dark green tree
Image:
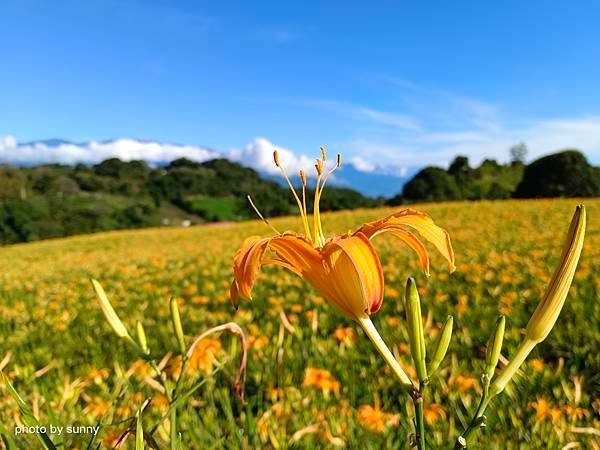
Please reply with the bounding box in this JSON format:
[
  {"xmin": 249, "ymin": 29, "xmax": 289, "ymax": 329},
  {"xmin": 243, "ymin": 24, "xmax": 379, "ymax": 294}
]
[
  {"xmin": 402, "ymin": 167, "xmax": 462, "ymax": 202},
  {"xmin": 515, "ymin": 150, "xmax": 600, "ymax": 198}
]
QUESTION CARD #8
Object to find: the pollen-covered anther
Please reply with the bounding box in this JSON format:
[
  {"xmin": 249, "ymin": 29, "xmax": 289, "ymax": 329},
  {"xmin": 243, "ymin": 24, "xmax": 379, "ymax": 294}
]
[
  {"xmin": 320, "ymin": 146, "xmax": 327, "ymax": 161},
  {"xmin": 273, "ymin": 150, "xmax": 280, "ymax": 167},
  {"xmin": 315, "ymin": 159, "xmax": 323, "ymax": 176}
]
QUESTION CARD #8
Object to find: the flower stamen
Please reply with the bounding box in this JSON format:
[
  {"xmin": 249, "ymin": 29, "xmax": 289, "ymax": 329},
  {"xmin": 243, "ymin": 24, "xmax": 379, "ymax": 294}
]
[
  {"xmin": 313, "ymin": 152, "xmax": 342, "ymax": 247},
  {"xmin": 247, "ymin": 194, "xmax": 280, "ymax": 235},
  {"xmin": 300, "ymin": 169, "xmax": 309, "ymax": 233},
  {"xmin": 273, "ymin": 150, "xmax": 313, "ymax": 241},
  {"xmin": 313, "ymin": 157, "xmax": 326, "ymax": 246}
]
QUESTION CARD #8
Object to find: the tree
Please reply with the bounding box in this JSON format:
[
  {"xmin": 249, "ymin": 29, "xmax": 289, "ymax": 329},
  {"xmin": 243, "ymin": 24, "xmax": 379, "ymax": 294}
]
[
  {"xmin": 515, "ymin": 149, "xmax": 600, "ymax": 198},
  {"xmin": 510, "ymin": 142, "xmax": 528, "ymax": 163},
  {"xmin": 402, "ymin": 167, "xmax": 462, "ymax": 202},
  {"xmin": 448, "ymin": 156, "xmax": 471, "ymax": 179}
]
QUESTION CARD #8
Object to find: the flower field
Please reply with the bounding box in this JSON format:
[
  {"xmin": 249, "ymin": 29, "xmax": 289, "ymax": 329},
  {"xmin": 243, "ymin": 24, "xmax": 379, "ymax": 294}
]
[{"xmin": 0, "ymin": 198, "xmax": 598, "ymax": 449}]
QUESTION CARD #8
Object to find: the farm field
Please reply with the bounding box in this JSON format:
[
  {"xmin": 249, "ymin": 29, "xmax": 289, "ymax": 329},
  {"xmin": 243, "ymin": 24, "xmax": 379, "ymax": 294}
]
[{"xmin": 0, "ymin": 198, "xmax": 598, "ymax": 449}]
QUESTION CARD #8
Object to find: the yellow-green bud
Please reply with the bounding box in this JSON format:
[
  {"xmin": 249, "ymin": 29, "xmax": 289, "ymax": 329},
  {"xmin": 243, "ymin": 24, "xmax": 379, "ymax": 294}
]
[
  {"xmin": 484, "ymin": 316, "xmax": 505, "ymax": 380},
  {"xmin": 136, "ymin": 321, "xmax": 149, "ymax": 355},
  {"xmin": 404, "ymin": 278, "xmax": 427, "ymax": 383},
  {"xmin": 170, "ymin": 297, "xmax": 186, "ymax": 354},
  {"xmin": 428, "ymin": 315, "xmax": 453, "ymax": 375},
  {"xmin": 91, "ymin": 279, "xmax": 129, "ymax": 338},
  {"xmin": 525, "ymin": 205, "xmax": 586, "ymax": 343},
  {"xmin": 491, "ymin": 205, "xmax": 586, "ymax": 397},
  {"xmin": 136, "ymin": 408, "xmax": 144, "ymax": 450}
]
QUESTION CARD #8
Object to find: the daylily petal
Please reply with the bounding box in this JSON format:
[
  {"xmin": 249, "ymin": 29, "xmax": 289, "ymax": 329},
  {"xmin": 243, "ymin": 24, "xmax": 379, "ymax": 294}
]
[
  {"xmin": 262, "ymin": 258, "xmax": 303, "ymax": 277},
  {"xmin": 230, "ymin": 280, "xmax": 240, "ymax": 309},
  {"xmin": 323, "ymin": 232, "xmax": 384, "ymax": 316},
  {"xmin": 267, "ymin": 234, "xmax": 347, "ymax": 313},
  {"xmin": 356, "ymin": 208, "xmax": 455, "ymax": 273},
  {"xmin": 379, "ymin": 228, "xmax": 430, "ymax": 275},
  {"xmin": 268, "ymin": 233, "xmax": 322, "ymax": 275},
  {"xmin": 232, "ymin": 235, "xmax": 271, "ymax": 299}
]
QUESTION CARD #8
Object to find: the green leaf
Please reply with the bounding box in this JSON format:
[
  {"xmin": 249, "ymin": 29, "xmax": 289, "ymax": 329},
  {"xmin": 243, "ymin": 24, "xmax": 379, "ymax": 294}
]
[{"xmin": 1, "ymin": 372, "xmax": 58, "ymax": 450}]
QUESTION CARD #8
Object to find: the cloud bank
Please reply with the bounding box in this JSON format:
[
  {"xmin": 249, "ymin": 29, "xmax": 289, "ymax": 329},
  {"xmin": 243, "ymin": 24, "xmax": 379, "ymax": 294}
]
[
  {"xmin": 0, "ymin": 136, "xmax": 385, "ymax": 178},
  {"xmin": 0, "ymin": 137, "xmax": 220, "ymax": 166}
]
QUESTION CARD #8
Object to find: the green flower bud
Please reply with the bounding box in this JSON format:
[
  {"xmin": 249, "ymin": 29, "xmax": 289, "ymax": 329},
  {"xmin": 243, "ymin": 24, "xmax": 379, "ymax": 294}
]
[
  {"xmin": 136, "ymin": 321, "xmax": 149, "ymax": 355},
  {"xmin": 428, "ymin": 315, "xmax": 453, "ymax": 375},
  {"xmin": 136, "ymin": 408, "xmax": 144, "ymax": 450},
  {"xmin": 484, "ymin": 316, "xmax": 505, "ymax": 380},
  {"xmin": 404, "ymin": 278, "xmax": 427, "ymax": 383},
  {"xmin": 170, "ymin": 297, "xmax": 186, "ymax": 354},
  {"xmin": 91, "ymin": 279, "xmax": 129, "ymax": 339},
  {"xmin": 525, "ymin": 205, "xmax": 586, "ymax": 343},
  {"xmin": 491, "ymin": 205, "xmax": 586, "ymax": 397}
]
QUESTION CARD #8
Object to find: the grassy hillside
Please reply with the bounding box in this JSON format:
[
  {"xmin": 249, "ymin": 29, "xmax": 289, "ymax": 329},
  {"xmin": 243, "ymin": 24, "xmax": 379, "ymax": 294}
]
[
  {"xmin": 0, "ymin": 199, "xmax": 598, "ymax": 448},
  {"xmin": 0, "ymin": 158, "xmax": 378, "ymax": 245}
]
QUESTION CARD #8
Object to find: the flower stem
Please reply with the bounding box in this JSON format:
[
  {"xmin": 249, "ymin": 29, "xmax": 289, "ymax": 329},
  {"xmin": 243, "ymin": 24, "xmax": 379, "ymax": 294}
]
[
  {"xmin": 454, "ymin": 390, "xmax": 490, "ymax": 448},
  {"xmin": 413, "ymin": 391, "xmax": 426, "ymax": 450},
  {"xmin": 356, "ymin": 315, "xmax": 413, "ymax": 392},
  {"xmin": 170, "ymin": 407, "xmax": 178, "ymax": 450}
]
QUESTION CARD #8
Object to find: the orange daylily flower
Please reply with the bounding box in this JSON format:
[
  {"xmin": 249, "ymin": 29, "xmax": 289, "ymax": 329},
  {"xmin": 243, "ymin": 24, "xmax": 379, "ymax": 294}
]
[{"xmin": 231, "ymin": 147, "xmax": 455, "ymax": 322}]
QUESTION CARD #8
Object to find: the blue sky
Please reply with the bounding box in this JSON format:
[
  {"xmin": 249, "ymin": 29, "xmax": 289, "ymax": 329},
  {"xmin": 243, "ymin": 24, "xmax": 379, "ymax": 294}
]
[{"xmin": 1, "ymin": 0, "xmax": 600, "ymax": 172}]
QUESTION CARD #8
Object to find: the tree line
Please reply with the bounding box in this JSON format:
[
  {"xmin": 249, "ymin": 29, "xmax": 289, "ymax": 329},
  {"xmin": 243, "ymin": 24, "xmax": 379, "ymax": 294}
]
[
  {"xmin": 0, "ymin": 157, "xmax": 378, "ymax": 244},
  {"xmin": 387, "ymin": 147, "xmax": 600, "ymax": 205},
  {"xmin": 1, "ymin": 147, "xmax": 598, "ymax": 245}
]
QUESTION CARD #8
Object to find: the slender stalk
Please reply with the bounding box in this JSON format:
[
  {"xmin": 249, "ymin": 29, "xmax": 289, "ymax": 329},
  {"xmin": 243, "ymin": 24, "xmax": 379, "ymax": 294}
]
[
  {"xmin": 173, "ymin": 356, "xmax": 188, "ymax": 399},
  {"xmin": 149, "ymin": 360, "xmax": 172, "ymax": 401},
  {"xmin": 454, "ymin": 390, "xmax": 490, "ymax": 449},
  {"xmin": 356, "ymin": 316, "xmax": 414, "ymax": 392},
  {"xmin": 170, "ymin": 353, "xmax": 188, "ymax": 450},
  {"xmin": 455, "ymin": 339, "xmax": 537, "ymax": 448},
  {"xmin": 489, "ymin": 339, "xmax": 536, "ymax": 397},
  {"xmin": 413, "ymin": 391, "xmax": 426, "ymax": 450},
  {"xmin": 170, "ymin": 408, "xmax": 178, "ymax": 450},
  {"xmin": 150, "ymin": 362, "xmax": 227, "ymax": 435}
]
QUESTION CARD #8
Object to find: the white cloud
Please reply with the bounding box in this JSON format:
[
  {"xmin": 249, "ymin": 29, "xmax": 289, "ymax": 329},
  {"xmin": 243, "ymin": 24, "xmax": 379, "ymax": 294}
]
[
  {"xmin": 1, "ymin": 113, "xmax": 599, "ymax": 177},
  {"xmin": 227, "ymin": 137, "xmax": 315, "ymax": 175},
  {"xmin": 0, "ymin": 137, "xmax": 219, "ymax": 166},
  {"xmin": 348, "ymin": 156, "xmax": 376, "ymax": 172}
]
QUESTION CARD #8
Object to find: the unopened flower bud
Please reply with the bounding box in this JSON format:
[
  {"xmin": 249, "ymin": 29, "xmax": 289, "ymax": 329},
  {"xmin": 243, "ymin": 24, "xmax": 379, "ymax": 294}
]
[
  {"xmin": 170, "ymin": 297, "xmax": 186, "ymax": 354},
  {"xmin": 491, "ymin": 205, "xmax": 586, "ymax": 397},
  {"xmin": 136, "ymin": 321, "xmax": 149, "ymax": 355},
  {"xmin": 91, "ymin": 279, "xmax": 129, "ymax": 339},
  {"xmin": 526, "ymin": 205, "xmax": 586, "ymax": 343},
  {"xmin": 484, "ymin": 316, "xmax": 505, "ymax": 380},
  {"xmin": 404, "ymin": 278, "xmax": 427, "ymax": 383},
  {"xmin": 428, "ymin": 315, "xmax": 453, "ymax": 375}
]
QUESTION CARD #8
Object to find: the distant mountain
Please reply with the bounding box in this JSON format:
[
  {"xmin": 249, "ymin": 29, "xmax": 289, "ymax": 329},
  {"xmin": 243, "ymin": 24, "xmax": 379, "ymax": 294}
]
[
  {"xmin": 263, "ymin": 163, "xmax": 419, "ymax": 198},
  {"xmin": 323, "ymin": 163, "xmax": 420, "ymax": 198}
]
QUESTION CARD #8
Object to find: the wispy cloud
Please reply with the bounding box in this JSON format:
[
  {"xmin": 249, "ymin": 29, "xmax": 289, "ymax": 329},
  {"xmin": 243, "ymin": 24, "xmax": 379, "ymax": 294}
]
[
  {"xmin": 302, "ymin": 99, "xmax": 422, "ymax": 131},
  {"xmin": 346, "ymin": 116, "xmax": 600, "ymax": 167}
]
